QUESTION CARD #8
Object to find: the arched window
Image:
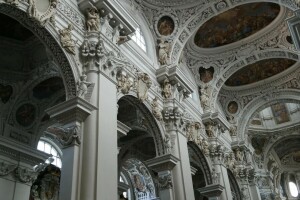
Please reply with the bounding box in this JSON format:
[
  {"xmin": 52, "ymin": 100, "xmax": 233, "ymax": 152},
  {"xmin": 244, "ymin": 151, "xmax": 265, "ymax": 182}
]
[
  {"xmin": 119, "ymin": 172, "xmax": 131, "ymax": 199},
  {"xmin": 131, "ymin": 27, "xmax": 146, "ymax": 52},
  {"xmin": 289, "ymin": 181, "xmax": 299, "ymax": 197},
  {"xmin": 37, "ymin": 139, "xmax": 62, "ymax": 168}
]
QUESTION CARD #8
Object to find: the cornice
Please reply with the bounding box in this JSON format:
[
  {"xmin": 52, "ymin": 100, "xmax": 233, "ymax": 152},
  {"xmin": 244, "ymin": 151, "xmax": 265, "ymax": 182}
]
[{"xmin": 0, "ymin": 136, "xmax": 49, "ymax": 166}]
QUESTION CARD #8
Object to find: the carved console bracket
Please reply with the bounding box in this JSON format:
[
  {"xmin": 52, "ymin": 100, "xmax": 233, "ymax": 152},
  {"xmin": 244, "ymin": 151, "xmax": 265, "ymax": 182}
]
[
  {"xmin": 145, "ymin": 154, "xmax": 180, "ymax": 190},
  {"xmin": 156, "ymin": 65, "xmax": 194, "ymax": 99},
  {"xmin": 197, "ymin": 184, "xmax": 224, "ymax": 199},
  {"xmin": 46, "ymin": 97, "xmax": 97, "ymax": 125},
  {"xmin": 202, "ymin": 112, "xmax": 230, "ymax": 130},
  {"xmin": 145, "ymin": 154, "xmax": 180, "ymax": 173},
  {"xmin": 78, "ymin": 0, "xmax": 137, "ymax": 36},
  {"xmin": 46, "ymin": 97, "xmax": 97, "ymax": 147}
]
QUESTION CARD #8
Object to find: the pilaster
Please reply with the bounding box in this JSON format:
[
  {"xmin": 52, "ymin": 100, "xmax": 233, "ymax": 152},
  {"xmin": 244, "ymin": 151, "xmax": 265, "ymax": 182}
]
[
  {"xmin": 46, "ymin": 97, "xmax": 97, "ymax": 200},
  {"xmin": 156, "ymin": 65, "xmax": 195, "ymax": 200}
]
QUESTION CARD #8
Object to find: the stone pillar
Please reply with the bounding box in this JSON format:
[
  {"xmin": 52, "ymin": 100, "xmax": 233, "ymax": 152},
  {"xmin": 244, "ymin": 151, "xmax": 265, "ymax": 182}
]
[
  {"xmin": 46, "ymin": 97, "xmax": 97, "ymax": 200},
  {"xmin": 207, "ymin": 138, "xmax": 233, "ymax": 200},
  {"xmin": 146, "ymin": 154, "xmax": 180, "ymax": 200},
  {"xmin": 163, "ymin": 99, "xmax": 195, "ymax": 200},
  {"xmin": 79, "ymin": 33, "xmax": 119, "ymax": 200},
  {"xmin": 213, "ymin": 163, "xmax": 233, "ymax": 200}
]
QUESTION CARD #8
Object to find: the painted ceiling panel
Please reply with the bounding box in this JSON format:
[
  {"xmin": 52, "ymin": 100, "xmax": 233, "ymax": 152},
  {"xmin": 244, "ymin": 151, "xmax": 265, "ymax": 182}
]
[
  {"xmin": 225, "ymin": 58, "xmax": 296, "ymax": 86},
  {"xmin": 194, "ymin": 3, "xmax": 280, "ymax": 48}
]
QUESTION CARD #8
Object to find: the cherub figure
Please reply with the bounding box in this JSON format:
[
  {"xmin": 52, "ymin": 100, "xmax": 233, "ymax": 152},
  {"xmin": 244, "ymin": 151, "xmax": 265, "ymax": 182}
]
[{"xmin": 158, "ymin": 38, "xmax": 170, "ymax": 66}]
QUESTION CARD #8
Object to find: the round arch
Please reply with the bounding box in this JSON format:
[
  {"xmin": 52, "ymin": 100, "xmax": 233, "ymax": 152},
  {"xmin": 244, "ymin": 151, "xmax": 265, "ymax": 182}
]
[
  {"xmin": 0, "ymin": 4, "xmax": 77, "ymax": 99},
  {"xmin": 117, "ymin": 95, "xmax": 166, "ymax": 156},
  {"xmin": 188, "ymin": 142, "xmax": 212, "ymax": 185},
  {"xmin": 227, "ymin": 169, "xmax": 242, "ymax": 200},
  {"xmin": 237, "ymin": 90, "xmax": 300, "ymax": 139},
  {"xmin": 263, "ymin": 133, "xmax": 300, "ymax": 168}
]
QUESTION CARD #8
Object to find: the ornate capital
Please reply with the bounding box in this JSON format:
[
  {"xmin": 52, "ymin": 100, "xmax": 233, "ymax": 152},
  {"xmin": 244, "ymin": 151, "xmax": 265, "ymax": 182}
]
[
  {"xmin": 158, "ymin": 173, "xmax": 173, "ymax": 190},
  {"xmin": 0, "ymin": 161, "xmax": 17, "ymax": 176},
  {"xmin": 15, "ymin": 167, "xmax": 37, "ymax": 183}
]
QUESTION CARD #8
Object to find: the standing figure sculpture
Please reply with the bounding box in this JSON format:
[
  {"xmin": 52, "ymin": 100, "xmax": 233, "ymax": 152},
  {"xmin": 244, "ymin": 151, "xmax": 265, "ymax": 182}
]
[
  {"xmin": 86, "ymin": 6, "xmax": 100, "ymax": 32},
  {"xmin": 162, "ymin": 78, "xmax": 172, "ymax": 99},
  {"xmin": 164, "ymin": 133, "xmax": 172, "ymax": 154},
  {"xmin": 59, "ymin": 24, "xmax": 76, "ymax": 55},
  {"xmin": 200, "ymin": 85, "xmax": 210, "ymax": 110},
  {"xmin": 158, "ymin": 39, "xmax": 170, "ymax": 66}
]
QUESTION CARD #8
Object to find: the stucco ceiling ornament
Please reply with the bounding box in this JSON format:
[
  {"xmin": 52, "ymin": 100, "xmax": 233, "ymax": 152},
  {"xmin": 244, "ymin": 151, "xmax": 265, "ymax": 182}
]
[
  {"xmin": 59, "ymin": 24, "xmax": 76, "ymax": 55},
  {"xmin": 28, "ymin": 0, "xmax": 58, "ymax": 26}
]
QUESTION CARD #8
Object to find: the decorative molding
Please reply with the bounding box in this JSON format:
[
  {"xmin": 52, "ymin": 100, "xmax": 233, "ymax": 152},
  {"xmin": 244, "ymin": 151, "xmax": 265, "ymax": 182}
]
[{"xmin": 28, "ymin": 0, "xmax": 58, "ymax": 26}]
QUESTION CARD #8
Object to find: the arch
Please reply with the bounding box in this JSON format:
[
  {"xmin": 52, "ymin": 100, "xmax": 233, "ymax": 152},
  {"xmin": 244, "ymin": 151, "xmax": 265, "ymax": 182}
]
[
  {"xmin": 170, "ymin": 0, "xmax": 299, "ymax": 64},
  {"xmin": 237, "ymin": 90, "xmax": 300, "ymax": 139},
  {"xmin": 263, "ymin": 133, "xmax": 300, "ymax": 168},
  {"xmin": 227, "ymin": 169, "xmax": 242, "ymax": 200},
  {"xmin": 188, "ymin": 142, "xmax": 212, "ymax": 185},
  {"xmin": 117, "ymin": 95, "xmax": 166, "ymax": 156},
  {"xmin": 0, "ymin": 4, "xmax": 77, "ymax": 99}
]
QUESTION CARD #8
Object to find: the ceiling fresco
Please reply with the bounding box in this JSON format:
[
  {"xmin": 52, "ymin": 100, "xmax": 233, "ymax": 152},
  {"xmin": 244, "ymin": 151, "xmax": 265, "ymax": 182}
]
[
  {"xmin": 274, "ymin": 138, "xmax": 300, "ymax": 159},
  {"xmin": 194, "ymin": 3, "xmax": 280, "ymax": 48},
  {"xmin": 271, "ymin": 103, "xmax": 290, "ymax": 124},
  {"xmin": 225, "ymin": 58, "xmax": 296, "ymax": 86}
]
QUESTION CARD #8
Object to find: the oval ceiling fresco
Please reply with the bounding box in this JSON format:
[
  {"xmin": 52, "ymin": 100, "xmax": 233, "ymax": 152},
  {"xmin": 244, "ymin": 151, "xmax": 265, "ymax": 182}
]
[
  {"xmin": 225, "ymin": 58, "xmax": 296, "ymax": 86},
  {"xmin": 194, "ymin": 3, "xmax": 280, "ymax": 48}
]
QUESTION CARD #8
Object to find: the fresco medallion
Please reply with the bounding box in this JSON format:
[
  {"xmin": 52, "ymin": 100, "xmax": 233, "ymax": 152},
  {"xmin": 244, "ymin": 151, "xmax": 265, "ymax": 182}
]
[{"xmin": 157, "ymin": 16, "xmax": 175, "ymax": 36}]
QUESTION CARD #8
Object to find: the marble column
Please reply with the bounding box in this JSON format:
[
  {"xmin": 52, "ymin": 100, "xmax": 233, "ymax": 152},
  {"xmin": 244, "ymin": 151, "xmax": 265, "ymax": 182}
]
[{"xmin": 46, "ymin": 97, "xmax": 96, "ymax": 200}]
